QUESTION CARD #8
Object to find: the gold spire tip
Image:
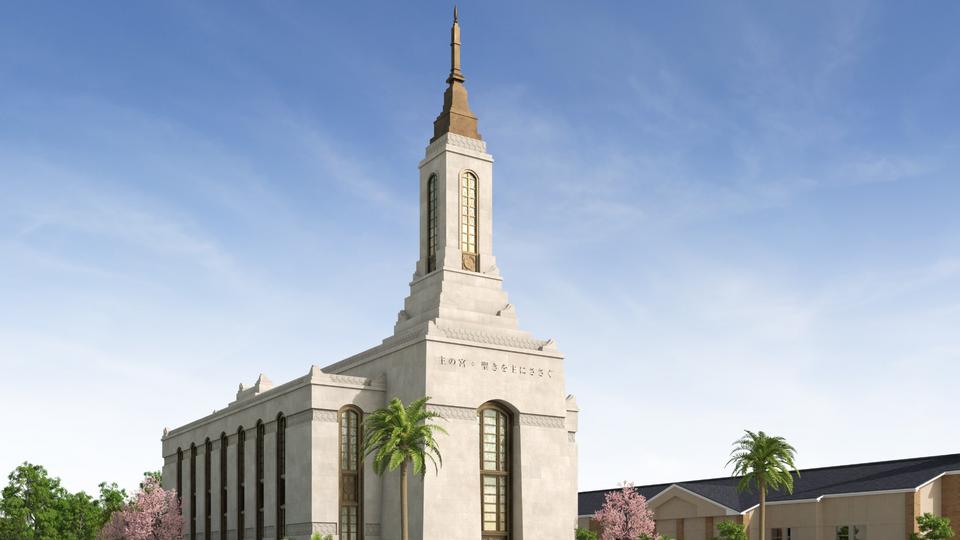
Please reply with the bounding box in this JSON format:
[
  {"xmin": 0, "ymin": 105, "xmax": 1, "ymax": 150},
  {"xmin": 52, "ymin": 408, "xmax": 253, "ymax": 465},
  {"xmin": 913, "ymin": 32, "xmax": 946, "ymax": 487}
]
[{"xmin": 454, "ymin": 6, "xmax": 459, "ymax": 23}]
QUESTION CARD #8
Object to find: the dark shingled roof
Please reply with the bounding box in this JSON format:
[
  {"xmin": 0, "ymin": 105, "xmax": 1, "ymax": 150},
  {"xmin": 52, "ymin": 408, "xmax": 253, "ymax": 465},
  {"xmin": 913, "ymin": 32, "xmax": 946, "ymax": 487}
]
[{"xmin": 579, "ymin": 452, "xmax": 960, "ymax": 515}]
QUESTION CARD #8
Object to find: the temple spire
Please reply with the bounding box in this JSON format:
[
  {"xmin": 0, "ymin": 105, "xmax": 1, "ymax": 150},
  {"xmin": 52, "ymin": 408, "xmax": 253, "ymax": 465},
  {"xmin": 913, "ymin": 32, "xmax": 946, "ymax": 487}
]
[
  {"xmin": 449, "ymin": 6, "xmax": 464, "ymax": 84},
  {"xmin": 432, "ymin": 6, "xmax": 481, "ymax": 142}
]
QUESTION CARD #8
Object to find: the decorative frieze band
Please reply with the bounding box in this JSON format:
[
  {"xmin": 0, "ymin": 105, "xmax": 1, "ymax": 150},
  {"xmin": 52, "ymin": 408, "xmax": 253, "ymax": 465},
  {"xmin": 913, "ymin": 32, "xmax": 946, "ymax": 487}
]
[
  {"xmin": 424, "ymin": 132, "xmax": 488, "ymax": 159},
  {"xmin": 427, "ymin": 404, "xmax": 477, "ymax": 422},
  {"xmin": 568, "ymin": 432, "xmax": 577, "ymax": 443},
  {"xmin": 285, "ymin": 409, "xmax": 312, "ymax": 427},
  {"xmin": 324, "ymin": 373, "xmax": 371, "ymax": 386},
  {"xmin": 284, "ymin": 522, "xmax": 336, "ymax": 535},
  {"xmin": 435, "ymin": 325, "xmax": 550, "ymax": 351},
  {"xmin": 313, "ymin": 409, "xmax": 338, "ymax": 423},
  {"xmin": 446, "ymin": 132, "xmax": 487, "ymax": 153},
  {"xmin": 286, "ymin": 408, "xmax": 339, "ymax": 426},
  {"xmin": 518, "ymin": 413, "xmax": 566, "ymax": 429}
]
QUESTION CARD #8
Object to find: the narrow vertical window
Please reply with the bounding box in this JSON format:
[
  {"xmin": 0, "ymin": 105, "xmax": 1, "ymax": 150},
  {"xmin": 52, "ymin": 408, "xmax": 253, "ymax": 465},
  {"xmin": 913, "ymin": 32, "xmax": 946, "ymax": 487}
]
[
  {"xmin": 190, "ymin": 443, "xmax": 197, "ymax": 540},
  {"xmin": 339, "ymin": 407, "xmax": 362, "ymax": 540},
  {"xmin": 276, "ymin": 413, "xmax": 286, "ymax": 539},
  {"xmin": 237, "ymin": 426, "xmax": 245, "ymax": 540},
  {"xmin": 427, "ymin": 173, "xmax": 438, "ymax": 273},
  {"xmin": 204, "ymin": 438, "xmax": 212, "ymax": 538},
  {"xmin": 255, "ymin": 420, "xmax": 264, "ymax": 540},
  {"xmin": 479, "ymin": 404, "xmax": 510, "ymax": 540},
  {"xmin": 176, "ymin": 447, "xmax": 183, "ymax": 509},
  {"xmin": 220, "ymin": 432, "xmax": 227, "ymax": 538},
  {"xmin": 460, "ymin": 171, "xmax": 478, "ymax": 271}
]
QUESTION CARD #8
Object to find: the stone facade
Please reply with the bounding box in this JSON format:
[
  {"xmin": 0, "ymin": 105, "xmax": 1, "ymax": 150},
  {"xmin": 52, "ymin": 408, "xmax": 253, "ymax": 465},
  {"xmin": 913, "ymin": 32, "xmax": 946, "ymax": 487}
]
[{"xmin": 162, "ymin": 13, "xmax": 578, "ymax": 540}]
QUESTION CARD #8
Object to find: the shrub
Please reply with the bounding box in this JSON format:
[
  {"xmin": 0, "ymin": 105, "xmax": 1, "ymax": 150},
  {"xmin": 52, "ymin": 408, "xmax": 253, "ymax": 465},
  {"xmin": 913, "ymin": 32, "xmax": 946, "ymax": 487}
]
[
  {"xmin": 576, "ymin": 527, "xmax": 599, "ymax": 540},
  {"xmin": 714, "ymin": 520, "xmax": 748, "ymax": 540},
  {"xmin": 910, "ymin": 513, "xmax": 955, "ymax": 540}
]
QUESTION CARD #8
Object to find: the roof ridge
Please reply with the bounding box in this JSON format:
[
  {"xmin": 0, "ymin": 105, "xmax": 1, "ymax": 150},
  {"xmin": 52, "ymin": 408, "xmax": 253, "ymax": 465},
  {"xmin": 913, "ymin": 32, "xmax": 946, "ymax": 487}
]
[
  {"xmin": 788, "ymin": 451, "xmax": 960, "ymax": 475},
  {"xmin": 581, "ymin": 452, "xmax": 960, "ymax": 495}
]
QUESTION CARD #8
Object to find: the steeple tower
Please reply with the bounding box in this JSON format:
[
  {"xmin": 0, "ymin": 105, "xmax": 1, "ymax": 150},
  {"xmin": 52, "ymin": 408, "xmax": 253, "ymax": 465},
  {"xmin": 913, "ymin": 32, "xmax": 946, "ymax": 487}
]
[
  {"xmin": 432, "ymin": 6, "xmax": 481, "ymax": 142},
  {"xmin": 384, "ymin": 8, "xmax": 555, "ymax": 353}
]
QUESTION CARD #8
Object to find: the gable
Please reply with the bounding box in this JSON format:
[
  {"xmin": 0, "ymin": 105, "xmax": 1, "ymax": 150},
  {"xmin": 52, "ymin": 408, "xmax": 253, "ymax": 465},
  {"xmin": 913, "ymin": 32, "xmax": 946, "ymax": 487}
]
[{"xmin": 649, "ymin": 485, "xmax": 733, "ymax": 518}]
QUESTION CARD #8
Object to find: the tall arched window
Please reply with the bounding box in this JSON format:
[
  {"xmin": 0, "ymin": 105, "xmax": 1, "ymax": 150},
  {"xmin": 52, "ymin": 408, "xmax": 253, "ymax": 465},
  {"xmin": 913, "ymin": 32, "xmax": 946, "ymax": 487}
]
[
  {"xmin": 276, "ymin": 413, "xmax": 286, "ymax": 539},
  {"xmin": 460, "ymin": 171, "xmax": 478, "ymax": 272},
  {"xmin": 339, "ymin": 407, "xmax": 363, "ymax": 540},
  {"xmin": 255, "ymin": 420, "xmax": 264, "ymax": 540},
  {"xmin": 204, "ymin": 438, "xmax": 212, "ymax": 538},
  {"xmin": 190, "ymin": 443, "xmax": 197, "ymax": 540},
  {"xmin": 219, "ymin": 432, "xmax": 227, "ymax": 537},
  {"xmin": 237, "ymin": 426, "xmax": 245, "ymax": 540},
  {"xmin": 176, "ymin": 447, "xmax": 183, "ymax": 510},
  {"xmin": 479, "ymin": 404, "xmax": 511, "ymax": 540},
  {"xmin": 427, "ymin": 173, "xmax": 438, "ymax": 273}
]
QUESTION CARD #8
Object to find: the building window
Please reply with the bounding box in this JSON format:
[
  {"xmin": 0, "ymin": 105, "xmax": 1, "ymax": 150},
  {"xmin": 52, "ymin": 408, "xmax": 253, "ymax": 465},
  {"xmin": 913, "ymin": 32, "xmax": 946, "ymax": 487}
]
[
  {"xmin": 237, "ymin": 426, "xmax": 245, "ymax": 540},
  {"xmin": 837, "ymin": 526, "xmax": 863, "ymax": 540},
  {"xmin": 276, "ymin": 413, "xmax": 286, "ymax": 539},
  {"xmin": 256, "ymin": 420, "xmax": 264, "ymax": 540},
  {"xmin": 479, "ymin": 403, "xmax": 511, "ymax": 540},
  {"xmin": 460, "ymin": 171, "xmax": 478, "ymax": 271},
  {"xmin": 176, "ymin": 447, "xmax": 183, "ymax": 508},
  {"xmin": 339, "ymin": 407, "xmax": 363, "ymax": 540},
  {"xmin": 204, "ymin": 439, "xmax": 212, "ymax": 538},
  {"xmin": 219, "ymin": 432, "xmax": 227, "ymax": 537},
  {"xmin": 427, "ymin": 173, "xmax": 438, "ymax": 273},
  {"xmin": 190, "ymin": 443, "xmax": 197, "ymax": 540},
  {"xmin": 773, "ymin": 528, "xmax": 792, "ymax": 540}
]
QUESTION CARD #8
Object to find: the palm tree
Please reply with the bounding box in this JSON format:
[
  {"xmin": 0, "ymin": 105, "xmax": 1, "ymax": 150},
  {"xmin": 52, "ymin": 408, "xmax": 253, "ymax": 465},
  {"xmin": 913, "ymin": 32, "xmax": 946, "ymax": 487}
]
[
  {"xmin": 727, "ymin": 430, "xmax": 799, "ymax": 540},
  {"xmin": 362, "ymin": 396, "xmax": 446, "ymax": 540}
]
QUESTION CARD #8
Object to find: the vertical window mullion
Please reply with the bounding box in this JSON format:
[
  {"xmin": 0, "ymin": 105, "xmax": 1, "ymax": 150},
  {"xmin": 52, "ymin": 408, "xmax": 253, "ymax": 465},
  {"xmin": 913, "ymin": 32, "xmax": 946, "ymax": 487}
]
[
  {"xmin": 237, "ymin": 427, "xmax": 245, "ymax": 540},
  {"xmin": 220, "ymin": 433, "xmax": 227, "ymax": 538}
]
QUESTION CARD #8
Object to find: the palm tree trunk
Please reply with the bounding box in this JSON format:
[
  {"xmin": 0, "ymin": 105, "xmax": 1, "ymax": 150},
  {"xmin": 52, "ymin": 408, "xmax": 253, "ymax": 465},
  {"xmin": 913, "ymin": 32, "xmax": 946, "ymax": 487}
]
[
  {"xmin": 401, "ymin": 460, "xmax": 409, "ymax": 540},
  {"xmin": 759, "ymin": 478, "xmax": 766, "ymax": 540}
]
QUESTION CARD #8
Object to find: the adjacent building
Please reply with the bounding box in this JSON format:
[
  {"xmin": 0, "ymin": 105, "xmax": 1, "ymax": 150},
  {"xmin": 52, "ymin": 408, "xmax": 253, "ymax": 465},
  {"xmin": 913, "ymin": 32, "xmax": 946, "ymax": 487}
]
[
  {"xmin": 161, "ymin": 11, "xmax": 579, "ymax": 540},
  {"xmin": 579, "ymin": 453, "xmax": 960, "ymax": 540}
]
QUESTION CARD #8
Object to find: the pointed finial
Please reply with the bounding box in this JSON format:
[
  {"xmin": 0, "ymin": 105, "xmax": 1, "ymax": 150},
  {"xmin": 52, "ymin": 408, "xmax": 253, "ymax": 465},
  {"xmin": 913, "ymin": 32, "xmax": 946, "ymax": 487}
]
[{"xmin": 431, "ymin": 6, "xmax": 481, "ymax": 142}]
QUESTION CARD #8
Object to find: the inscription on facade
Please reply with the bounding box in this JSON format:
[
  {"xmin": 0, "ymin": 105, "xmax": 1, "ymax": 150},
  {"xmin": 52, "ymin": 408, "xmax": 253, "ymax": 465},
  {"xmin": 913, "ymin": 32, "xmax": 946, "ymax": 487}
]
[{"xmin": 438, "ymin": 356, "xmax": 553, "ymax": 379}]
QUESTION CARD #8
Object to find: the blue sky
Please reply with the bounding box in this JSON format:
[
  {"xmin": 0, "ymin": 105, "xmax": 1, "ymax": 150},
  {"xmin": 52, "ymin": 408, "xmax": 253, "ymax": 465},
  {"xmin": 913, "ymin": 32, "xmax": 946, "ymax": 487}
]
[{"xmin": 2, "ymin": 2, "xmax": 959, "ymax": 495}]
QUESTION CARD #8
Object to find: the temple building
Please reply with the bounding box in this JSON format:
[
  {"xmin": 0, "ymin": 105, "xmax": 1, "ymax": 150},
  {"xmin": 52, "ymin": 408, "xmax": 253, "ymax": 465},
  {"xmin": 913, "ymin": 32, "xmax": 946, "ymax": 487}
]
[{"xmin": 161, "ymin": 10, "xmax": 579, "ymax": 540}]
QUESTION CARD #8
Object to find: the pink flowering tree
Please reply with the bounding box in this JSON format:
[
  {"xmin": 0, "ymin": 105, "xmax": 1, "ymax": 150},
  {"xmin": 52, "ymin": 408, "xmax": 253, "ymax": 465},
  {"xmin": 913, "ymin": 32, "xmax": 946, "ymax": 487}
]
[
  {"xmin": 98, "ymin": 476, "xmax": 182, "ymax": 540},
  {"xmin": 593, "ymin": 481, "xmax": 657, "ymax": 540}
]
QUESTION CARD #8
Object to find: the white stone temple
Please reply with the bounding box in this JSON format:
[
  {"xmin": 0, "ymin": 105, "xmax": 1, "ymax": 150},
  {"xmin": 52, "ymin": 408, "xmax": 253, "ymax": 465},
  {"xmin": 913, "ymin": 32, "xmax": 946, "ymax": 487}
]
[{"xmin": 161, "ymin": 10, "xmax": 579, "ymax": 540}]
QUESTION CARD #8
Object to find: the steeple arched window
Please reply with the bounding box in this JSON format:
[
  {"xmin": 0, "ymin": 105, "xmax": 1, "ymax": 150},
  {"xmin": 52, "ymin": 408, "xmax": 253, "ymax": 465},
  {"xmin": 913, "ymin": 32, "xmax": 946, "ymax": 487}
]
[
  {"xmin": 460, "ymin": 171, "xmax": 479, "ymax": 271},
  {"xmin": 427, "ymin": 173, "xmax": 439, "ymax": 273}
]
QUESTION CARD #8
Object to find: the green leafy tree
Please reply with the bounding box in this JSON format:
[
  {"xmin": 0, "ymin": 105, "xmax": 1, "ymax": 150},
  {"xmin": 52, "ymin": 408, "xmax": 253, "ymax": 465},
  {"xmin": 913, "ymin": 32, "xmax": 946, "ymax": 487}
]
[
  {"xmin": 576, "ymin": 527, "xmax": 598, "ymax": 540},
  {"xmin": 0, "ymin": 462, "xmax": 66, "ymax": 539},
  {"xmin": 96, "ymin": 482, "xmax": 127, "ymax": 527},
  {"xmin": 57, "ymin": 490, "xmax": 102, "ymax": 540},
  {"xmin": 0, "ymin": 462, "xmax": 129, "ymax": 540},
  {"xmin": 714, "ymin": 520, "xmax": 748, "ymax": 540},
  {"xmin": 727, "ymin": 430, "xmax": 799, "ymax": 540},
  {"xmin": 910, "ymin": 513, "xmax": 955, "ymax": 540},
  {"xmin": 362, "ymin": 396, "xmax": 446, "ymax": 540}
]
